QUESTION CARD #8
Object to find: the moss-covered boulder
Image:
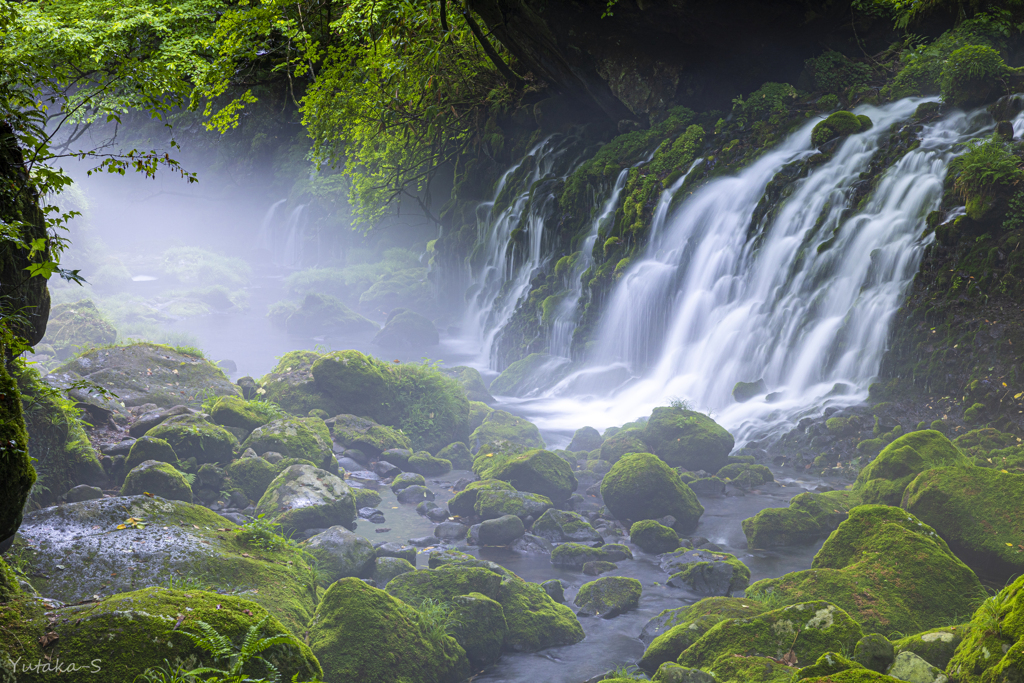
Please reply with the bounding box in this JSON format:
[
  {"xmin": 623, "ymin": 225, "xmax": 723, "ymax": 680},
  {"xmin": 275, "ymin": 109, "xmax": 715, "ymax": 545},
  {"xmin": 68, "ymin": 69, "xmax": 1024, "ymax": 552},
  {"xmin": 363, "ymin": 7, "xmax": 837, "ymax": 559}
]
[
  {"xmin": 285, "ymin": 292, "xmax": 379, "ymax": 338},
  {"xmin": 488, "ymin": 353, "xmax": 567, "ymax": 397},
  {"xmin": 210, "ymin": 395, "xmax": 271, "ymax": 432},
  {"xmin": 11, "ymin": 586, "xmax": 322, "ymax": 683},
  {"xmin": 0, "ymin": 362, "xmax": 34, "ymax": 549},
  {"xmin": 256, "ymin": 464, "xmax": 357, "ymax": 534},
  {"xmin": 468, "ymin": 400, "xmax": 493, "ymax": 432},
  {"xmin": 43, "ymin": 299, "xmax": 117, "ymax": 359},
  {"xmin": 259, "ymin": 350, "xmax": 342, "ymax": 416},
  {"xmin": 437, "ymin": 441, "xmax": 474, "ymax": 469},
  {"xmin": 224, "ymin": 455, "xmax": 278, "ymax": 503},
  {"xmin": 642, "ymin": 406, "xmax": 734, "ymax": 472},
  {"xmin": 854, "ymin": 430, "xmax": 969, "ymax": 505},
  {"xmin": 311, "ymin": 350, "xmax": 389, "ymax": 420},
  {"xmin": 379, "ymin": 361, "xmax": 472, "ymax": 454},
  {"xmin": 716, "ymin": 463, "xmax": 773, "ymax": 488},
  {"xmin": 301, "ymin": 526, "xmax": 376, "ymax": 584},
  {"xmin": 451, "ymin": 592, "xmax": 508, "ymax": 666},
  {"xmin": 385, "ymin": 562, "xmax": 584, "ymax": 652},
  {"xmin": 329, "ymin": 413, "xmax": 412, "ymax": 458},
  {"xmin": 946, "ymin": 573, "xmax": 1023, "ymax": 683},
  {"xmin": 892, "ymin": 626, "xmax": 965, "ymax": 670},
  {"xmin": 146, "ymin": 413, "xmax": 238, "ymax": 465},
  {"xmin": 475, "ymin": 489, "xmax": 553, "ymax": 522},
  {"xmin": 941, "ymin": 44, "xmax": 1011, "ymax": 108},
  {"xmin": 747, "ymin": 506, "xmax": 985, "ymax": 635},
  {"xmin": 599, "ymin": 427, "xmax": 648, "ymax": 464},
  {"xmin": 441, "ymin": 365, "xmax": 494, "ymax": 404},
  {"xmin": 630, "ymin": 519, "xmax": 681, "ymax": 554},
  {"xmin": 742, "ymin": 490, "xmax": 857, "ymax": 549},
  {"xmin": 472, "ymin": 448, "xmax": 577, "ymax": 502},
  {"xmin": 373, "ymin": 555, "xmax": 416, "ymax": 586},
  {"xmin": 902, "ymin": 465, "xmax": 1024, "ymax": 583},
  {"xmin": 853, "ymin": 633, "xmax": 895, "ymax": 673},
  {"xmin": 601, "ymin": 452, "xmax": 704, "ymax": 533},
  {"xmin": 665, "ymin": 551, "xmax": 750, "ymax": 596},
  {"xmin": 124, "ymin": 435, "xmax": 178, "ymax": 472},
  {"xmin": 53, "ymin": 342, "xmax": 240, "ymax": 407},
  {"xmin": 550, "ymin": 542, "xmax": 614, "ymax": 569},
  {"xmin": 794, "ymin": 652, "xmax": 865, "ymax": 681},
  {"xmin": 532, "ymin": 508, "xmax": 602, "ymax": 544},
  {"xmin": 448, "ymin": 479, "xmax": 515, "ymax": 517},
  {"xmin": 811, "ymin": 110, "xmax": 871, "ymax": 147},
  {"xmin": 17, "ymin": 366, "xmax": 106, "ymax": 506},
  {"xmin": 568, "ymin": 426, "xmax": 603, "ymax": 452},
  {"xmin": 706, "ymin": 653, "xmax": 794, "ymax": 682},
  {"xmin": 121, "ymin": 460, "xmax": 193, "ymax": 503},
  {"xmin": 677, "ymin": 601, "xmax": 863, "ymax": 670},
  {"xmin": 372, "ymin": 309, "xmax": 439, "ymax": 350},
  {"xmin": 310, "ymin": 577, "xmax": 469, "ymax": 683},
  {"xmin": 573, "ymin": 576, "xmax": 641, "ymax": 618},
  {"xmin": 638, "ymin": 598, "xmax": 768, "ymax": 673},
  {"xmin": 408, "ymin": 451, "xmax": 453, "ymax": 476},
  {"xmin": 12, "ymin": 496, "xmax": 319, "ymax": 634},
  {"xmin": 469, "ymin": 409, "xmax": 545, "ymax": 452},
  {"xmin": 241, "ymin": 416, "xmax": 335, "ymax": 473}
]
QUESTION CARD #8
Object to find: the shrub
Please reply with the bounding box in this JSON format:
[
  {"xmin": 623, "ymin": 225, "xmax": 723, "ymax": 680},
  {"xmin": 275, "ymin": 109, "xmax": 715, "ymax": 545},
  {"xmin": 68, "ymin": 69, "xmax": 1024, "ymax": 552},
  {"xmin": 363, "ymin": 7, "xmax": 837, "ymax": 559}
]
[
  {"xmin": 805, "ymin": 51, "xmax": 872, "ymax": 95},
  {"xmin": 940, "ymin": 44, "xmax": 1010, "ymax": 107},
  {"xmin": 948, "ymin": 138, "xmax": 1024, "ymax": 202}
]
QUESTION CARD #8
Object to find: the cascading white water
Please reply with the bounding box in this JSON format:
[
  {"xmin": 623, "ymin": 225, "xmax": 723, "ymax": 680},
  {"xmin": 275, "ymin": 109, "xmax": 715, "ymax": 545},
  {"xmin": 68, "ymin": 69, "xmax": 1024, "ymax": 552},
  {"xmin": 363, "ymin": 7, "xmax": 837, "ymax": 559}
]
[
  {"xmin": 282, "ymin": 205, "xmax": 307, "ymax": 269},
  {"xmin": 519, "ymin": 98, "xmax": 1009, "ymax": 443}
]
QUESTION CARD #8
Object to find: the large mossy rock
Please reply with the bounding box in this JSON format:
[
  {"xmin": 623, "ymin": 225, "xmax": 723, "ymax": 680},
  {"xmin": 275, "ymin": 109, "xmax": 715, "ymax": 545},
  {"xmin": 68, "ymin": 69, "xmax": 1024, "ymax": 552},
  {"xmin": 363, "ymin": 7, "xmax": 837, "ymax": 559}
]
[
  {"xmin": 385, "ymin": 562, "xmax": 584, "ymax": 652},
  {"xmin": 662, "ymin": 549, "xmax": 750, "ymax": 596},
  {"xmin": 475, "ymin": 489, "xmax": 553, "ymax": 522},
  {"xmin": 301, "ymin": 526, "xmax": 376, "ymax": 584},
  {"xmin": 638, "ymin": 598, "xmax": 768, "ymax": 673},
  {"xmin": 677, "ymin": 601, "xmax": 863, "ymax": 670},
  {"xmin": 469, "ymin": 410, "xmax": 545, "ymax": 452},
  {"xmin": 375, "ymin": 361, "xmax": 471, "ymax": 454},
  {"xmin": 447, "ymin": 479, "xmax": 516, "ymax": 517},
  {"xmin": 372, "ymin": 309, "xmax": 439, "ymax": 350},
  {"xmin": 43, "ymin": 299, "xmax": 117, "ymax": 359},
  {"xmin": 124, "ymin": 435, "xmax": 178, "ymax": 472},
  {"xmin": 892, "ymin": 626, "xmax": 966, "ymax": 670},
  {"xmin": 210, "ymin": 395, "xmax": 271, "ymax": 432},
  {"xmin": 309, "ymin": 577, "xmax": 469, "ymax": 683},
  {"xmin": 17, "ymin": 366, "xmax": 106, "ymax": 506},
  {"xmin": 854, "ymin": 430, "xmax": 969, "ymax": 505},
  {"xmin": 599, "ymin": 427, "xmax": 648, "ymax": 464},
  {"xmin": 224, "ymin": 455, "xmax": 278, "ymax": 502},
  {"xmin": 0, "ymin": 362, "xmax": 34, "ymax": 550},
  {"xmin": 241, "ymin": 416, "xmax": 335, "ymax": 472},
  {"xmin": 121, "ymin": 460, "xmax": 193, "ymax": 502},
  {"xmin": 145, "ymin": 413, "xmax": 238, "ymax": 465},
  {"xmin": 285, "ymin": 292, "xmax": 379, "ymax": 338},
  {"xmin": 946, "ymin": 573, "xmax": 1024, "ymax": 683},
  {"xmin": 328, "ymin": 413, "xmax": 412, "ymax": 458},
  {"xmin": 601, "ymin": 452, "xmax": 704, "ymax": 533},
  {"xmin": 441, "ymin": 365, "xmax": 494, "ymax": 404},
  {"xmin": 642, "ymin": 406, "xmax": 734, "ymax": 472},
  {"xmin": 53, "ymin": 342, "xmax": 239, "ymax": 407},
  {"xmin": 747, "ymin": 505, "xmax": 985, "ymax": 635},
  {"xmin": 630, "ymin": 519, "xmax": 681, "ymax": 554},
  {"xmin": 259, "ymin": 350, "xmax": 343, "ymax": 416},
  {"xmin": 7, "ymin": 587, "xmax": 322, "ymax": 683},
  {"xmin": 532, "ymin": 508, "xmax": 602, "ymax": 544},
  {"xmin": 256, "ymin": 464, "xmax": 356, "ymax": 534},
  {"xmin": 902, "ymin": 465, "xmax": 1024, "ymax": 583},
  {"xmin": 310, "ymin": 349, "xmax": 390, "ymax": 420},
  {"xmin": 742, "ymin": 490, "xmax": 857, "ymax": 549},
  {"xmin": 451, "ymin": 592, "xmax": 508, "ymax": 666},
  {"xmin": 11, "ymin": 496, "xmax": 318, "ymax": 634},
  {"xmin": 573, "ymin": 576, "xmax": 641, "ymax": 618},
  {"xmin": 472, "ymin": 448, "xmax": 577, "ymax": 502}
]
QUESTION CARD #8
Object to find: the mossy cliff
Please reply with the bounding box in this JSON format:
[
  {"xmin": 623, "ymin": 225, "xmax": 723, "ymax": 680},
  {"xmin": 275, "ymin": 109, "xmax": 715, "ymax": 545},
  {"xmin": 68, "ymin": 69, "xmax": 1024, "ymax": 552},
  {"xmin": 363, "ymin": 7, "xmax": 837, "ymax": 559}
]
[{"xmin": 0, "ymin": 361, "xmax": 34, "ymax": 550}]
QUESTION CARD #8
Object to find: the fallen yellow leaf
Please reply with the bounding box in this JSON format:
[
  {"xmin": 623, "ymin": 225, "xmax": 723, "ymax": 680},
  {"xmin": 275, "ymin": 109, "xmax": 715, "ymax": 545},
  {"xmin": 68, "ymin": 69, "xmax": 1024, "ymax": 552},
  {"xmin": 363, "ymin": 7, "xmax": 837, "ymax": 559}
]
[
  {"xmin": 117, "ymin": 525, "xmax": 126, "ymax": 530},
  {"xmin": 1007, "ymin": 543, "xmax": 1014, "ymax": 547},
  {"xmin": 1002, "ymin": 470, "xmax": 1010, "ymax": 473}
]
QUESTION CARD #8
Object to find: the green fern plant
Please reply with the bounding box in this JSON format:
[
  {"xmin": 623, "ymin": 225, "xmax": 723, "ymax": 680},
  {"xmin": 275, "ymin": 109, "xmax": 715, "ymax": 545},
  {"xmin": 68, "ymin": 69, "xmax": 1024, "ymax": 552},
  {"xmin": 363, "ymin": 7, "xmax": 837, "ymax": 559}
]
[{"xmin": 417, "ymin": 598, "xmax": 461, "ymax": 647}]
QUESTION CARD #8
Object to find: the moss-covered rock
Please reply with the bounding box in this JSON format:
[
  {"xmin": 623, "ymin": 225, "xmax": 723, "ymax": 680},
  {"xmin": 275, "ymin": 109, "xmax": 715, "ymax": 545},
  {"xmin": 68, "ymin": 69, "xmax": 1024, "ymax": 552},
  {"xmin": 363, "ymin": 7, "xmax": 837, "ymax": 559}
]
[
  {"xmin": 224, "ymin": 455, "xmax": 278, "ymax": 503},
  {"xmin": 742, "ymin": 490, "xmax": 857, "ymax": 549},
  {"xmin": 601, "ymin": 452, "xmax": 704, "ymax": 533},
  {"xmin": 329, "ymin": 413, "xmax": 412, "ymax": 458},
  {"xmin": 747, "ymin": 506, "xmax": 985, "ymax": 635},
  {"xmin": 377, "ymin": 360, "xmax": 472, "ymax": 454},
  {"xmin": 372, "ymin": 555, "xmax": 416, "ymax": 586},
  {"xmin": 902, "ymin": 465, "xmax": 1024, "ymax": 583},
  {"xmin": 892, "ymin": 626, "xmax": 965, "ymax": 670},
  {"xmin": 451, "ymin": 592, "xmax": 508, "ymax": 666},
  {"xmin": 0, "ymin": 362, "xmax": 33, "ymax": 548},
  {"xmin": 386, "ymin": 565, "xmax": 504, "ymax": 604},
  {"xmin": 310, "ymin": 577, "xmax": 469, "ymax": 683},
  {"xmin": 651, "ymin": 663, "xmax": 716, "ymax": 682},
  {"xmin": 241, "ymin": 416, "xmax": 335, "ymax": 472},
  {"xmin": 798, "ymin": 671, "xmax": 898, "ymax": 682},
  {"xmin": 568, "ymin": 426, "xmax": 603, "ymax": 452},
  {"xmin": 259, "ymin": 350, "xmax": 342, "ymax": 417},
  {"xmin": 707, "ymin": 653, "xmax": 794, "ymax": 682},
  {"xmin": 472, "ymin": 448, "xmax": 577, "ymax": 502},
  {"xmin": 573, "ymin": 576, "xmax": 641, "ymax": 618},
  {"xmin": 121, "ymin": 460, "xmax": 193, "ymax": 503},
  {"xmin": 852, "ymin": 633, "xmax": 895, "ymax": 673},
  {"xmin": 630, "ymin": 519, "xmax": 681, "ymax": 554},
  {"xmin": 489, "ymin": 353, "xmax": 563, "ymax": 397},
  {"xmin": 855, "ymin": 430, "xmax": 969, "ymax": 506},
  {"xmin": 666, "ymin": 552, "xmax": 750, "ymax": 596},
  {"xmin": 53, "ymin": 342, "xmax": 239, "ymax": 408},
  {"xmin": 448, "ymin": 479, "xmax": 515, "ymax": 517},
  {"xmin": 469, "ymin": 410, "xmax": 545, "ymax": 452},
  {"xmin": 286, "ymin": 292, "xmax": 379, "ymax": 338},
  {"xmin": 642, "ymin": 406, "xmax": 734, "ymax": 472},
  {"xmin": 256, "ymin": 464, "xmax": 356, "ymax": 534},
  {"xmin": 43, "ymin": 299, "xmax": 117, "ymax": 359},
  {"xmin": 795, "ymin": 652, "xmax": 865, "ymax": 681},
  {"xmin": 550, "ymin": 542, "xmax": 614, "ymax": 569},
  {"xmin": 372, "ymin": 309, "xmax": 439, "ymax": 350},
  {"xmin": 474, "ymin": 489, "xmax": 553, "ymax": 521},
  {"xmin": 15, "ymin": 586, "xmax": 321, "ymax": 683},
  {"xmin": 12, "ymin": 496, "xmax": 318, "ymax": 634},
  {"xmin": 716, "ymin": 463, "xmax": 773, "ymax": 488},
  {"xmin": 468, "ymin": 400, "xmax": 493, "ymax": 432},
  {"xmin": 599, "ymin": 427, "xmax": 648, "ymax": 464},
  {"xmin": 408, "ymin": 451, "xmax": 453, "ymax": 476},
  {"xmin": 146, "ymin": 413, "xmax": 238, "ymax": 465},
  {"xmin": 940, "ymin": 44, "xmax": 1010, "ymax": 107},
  {"xmin": 301, "ymin": 526, "xmax": 376, "ymax": 584},
  {"xmin": 638, "ymin": 598, "xmax": 769, "ymax": 673},
  {"xmin": 532, "ymin": 508, "xmax": 602, "ymax": 544},
  {"xmin": 477, "ymin": 514, "xmax": 526, "ymax": 546},
  {"xmin": 811, "ymin": 111, "xmax": 870, "ymax": 147},
  {"xmin": 437, "ymin": 441, "xmax": 473, "ymax": 469},
  {"xmin": 124, "ymin": 435, "xmax": 178, "ymax": 472},
  {"xmin": 677, "ymin": 601, "xmax": 863, "ymax": 670},
  {"xmin": 946, "ymin": 573, "xmax": 1023, "ymax": 683},
  {"xmin": 310, "ymin": 350, "xmax": 389, "ymax": 420},
  {"xmin": 210, "ymin": 395, "xmax": 272, "ymax": 432},
  {"xmin": 441, "ymin": 366, "xmax": 494, "ymax": 404}
]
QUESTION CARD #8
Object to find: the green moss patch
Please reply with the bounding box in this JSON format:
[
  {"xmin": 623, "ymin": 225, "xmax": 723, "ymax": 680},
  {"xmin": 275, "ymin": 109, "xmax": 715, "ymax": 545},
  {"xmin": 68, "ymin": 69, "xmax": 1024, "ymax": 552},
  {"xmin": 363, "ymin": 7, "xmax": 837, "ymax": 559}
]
[
  {"xmin": 854, "ymin": 430, "xmax": 968, "ymax": 506},
  {"xmin": 601, "ymin": 452, "xmax": 704, "ymax": 533},
  {"xmin": 643, "ymin": 406, "xmax": 734, "ymax": 472},
  {"xmin": 472, "ymin": 448, "xmax": 577, "ymax": 502}
]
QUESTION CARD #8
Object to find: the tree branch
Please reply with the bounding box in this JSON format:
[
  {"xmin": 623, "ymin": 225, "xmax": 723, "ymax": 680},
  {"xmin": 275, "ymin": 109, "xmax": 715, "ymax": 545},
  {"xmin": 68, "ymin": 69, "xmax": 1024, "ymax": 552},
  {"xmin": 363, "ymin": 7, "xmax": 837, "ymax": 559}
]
[{"xmin": 460, "ymin": 8, "xmax": 522, "ymax": 88}]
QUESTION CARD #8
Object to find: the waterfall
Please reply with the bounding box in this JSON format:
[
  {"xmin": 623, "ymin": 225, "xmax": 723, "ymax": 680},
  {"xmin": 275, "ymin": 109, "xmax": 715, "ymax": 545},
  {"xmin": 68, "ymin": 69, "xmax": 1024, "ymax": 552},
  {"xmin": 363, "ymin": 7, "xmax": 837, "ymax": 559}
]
[
  {"xmin": 510, "ymin": 98, "xmax": 1011, "ymax": 442},
  {"xmin": 256, "ymin": 199, "xmax": 287, "ymax": 253},
  {"xmin": 282, "ymin": 204, "xmax": 307, "ymax": 269}
]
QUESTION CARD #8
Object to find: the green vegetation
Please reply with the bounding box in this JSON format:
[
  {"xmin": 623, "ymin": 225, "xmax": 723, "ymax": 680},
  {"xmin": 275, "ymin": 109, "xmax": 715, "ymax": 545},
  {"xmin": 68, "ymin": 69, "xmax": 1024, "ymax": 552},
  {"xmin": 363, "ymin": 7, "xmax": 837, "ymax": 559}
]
[
  {"xmin": 601, "ymin": 452, "xmax": 704, "ymax": 533},
  {"xmin": 940, "ymin": 44, "xmax": 1010, "ymax": 107}
]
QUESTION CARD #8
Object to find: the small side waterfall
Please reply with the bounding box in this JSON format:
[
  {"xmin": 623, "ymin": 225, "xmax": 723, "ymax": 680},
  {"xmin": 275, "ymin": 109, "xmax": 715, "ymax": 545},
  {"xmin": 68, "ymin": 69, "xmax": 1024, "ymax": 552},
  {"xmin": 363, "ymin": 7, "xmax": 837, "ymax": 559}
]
[
  {"xmin": 504, "ymin": 98, "xmax": 1013, "ymax": 441},
  {"xmin": 255, "ymin": 200, "xmax": 308, "ymax": 269}
]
